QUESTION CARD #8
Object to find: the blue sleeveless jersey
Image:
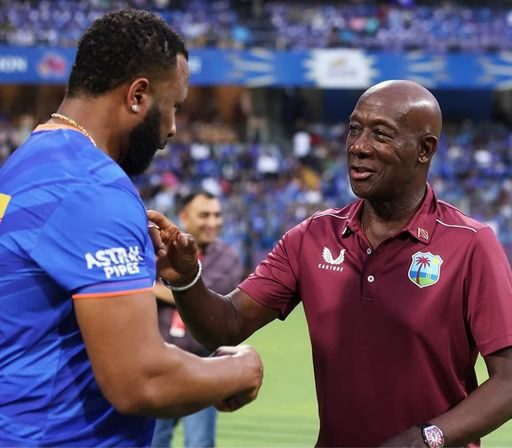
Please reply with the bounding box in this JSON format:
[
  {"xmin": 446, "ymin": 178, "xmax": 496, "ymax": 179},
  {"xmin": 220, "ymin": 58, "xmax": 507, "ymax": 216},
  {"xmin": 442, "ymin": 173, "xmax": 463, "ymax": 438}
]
[{"xmin": 0, "ymin": 125, "xmax": 156, "ymax": 446}]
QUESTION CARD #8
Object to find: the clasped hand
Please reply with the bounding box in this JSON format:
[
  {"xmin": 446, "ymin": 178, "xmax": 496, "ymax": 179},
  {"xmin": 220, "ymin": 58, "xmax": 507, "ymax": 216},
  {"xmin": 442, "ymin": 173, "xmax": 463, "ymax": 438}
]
[
  {"xmin": 147, "ymin": 210, "xmax": 199, "ymax": 286},
  {"xmin": 147, "ymin": 210, "xmax": 264, "ymax": 412}
]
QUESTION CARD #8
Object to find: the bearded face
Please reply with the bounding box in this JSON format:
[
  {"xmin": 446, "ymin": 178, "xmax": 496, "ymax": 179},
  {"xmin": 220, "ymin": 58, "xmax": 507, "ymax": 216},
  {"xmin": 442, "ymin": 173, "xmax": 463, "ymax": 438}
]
[{"xmin": 120, "ymin": 104, "xmax": 166, "ymax": 176}]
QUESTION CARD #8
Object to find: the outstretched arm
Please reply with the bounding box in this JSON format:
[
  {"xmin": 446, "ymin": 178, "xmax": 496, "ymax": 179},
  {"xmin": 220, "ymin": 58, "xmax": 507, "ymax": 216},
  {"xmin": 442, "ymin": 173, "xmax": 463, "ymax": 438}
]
[{"xmin": 175, "ymin": 285, "xmax": 278, "ymax": 350}]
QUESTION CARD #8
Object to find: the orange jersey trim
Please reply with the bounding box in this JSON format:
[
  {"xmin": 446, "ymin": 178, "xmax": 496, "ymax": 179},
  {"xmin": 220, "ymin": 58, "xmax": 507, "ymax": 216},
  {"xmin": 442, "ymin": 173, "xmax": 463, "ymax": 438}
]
[
  {"xmin": 72, "ymin": 287, "xmax": 153, "ymax": 299},
  {"xmin": 34, "ymin": 123, "xmax": 91, "ymax": 140}
]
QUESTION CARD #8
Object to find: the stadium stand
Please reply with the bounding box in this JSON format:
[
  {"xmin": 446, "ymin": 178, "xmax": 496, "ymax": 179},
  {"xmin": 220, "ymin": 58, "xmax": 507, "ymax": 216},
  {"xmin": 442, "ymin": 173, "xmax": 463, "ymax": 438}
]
[{"xmin": 2, "ymin": 0, "xmax": 512, "ymax": 52}]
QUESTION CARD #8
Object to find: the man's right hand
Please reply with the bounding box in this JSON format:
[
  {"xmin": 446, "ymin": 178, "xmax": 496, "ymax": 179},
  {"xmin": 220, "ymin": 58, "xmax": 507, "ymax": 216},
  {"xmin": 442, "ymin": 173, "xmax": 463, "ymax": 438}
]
[
  {"xmin": 147, "ymin": 209, "xmax": 199, "ymax": 286},
  {"xmin": 211, "ymin": 345, "xmax": 264, "ymax": 412}
]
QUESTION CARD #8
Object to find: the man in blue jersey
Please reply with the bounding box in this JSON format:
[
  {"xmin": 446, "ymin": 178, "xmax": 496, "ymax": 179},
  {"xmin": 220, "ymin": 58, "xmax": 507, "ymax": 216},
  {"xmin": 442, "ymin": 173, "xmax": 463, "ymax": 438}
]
[{"xmin": 0, "ymin": 9, "xmax": 263, "ymax": 447}]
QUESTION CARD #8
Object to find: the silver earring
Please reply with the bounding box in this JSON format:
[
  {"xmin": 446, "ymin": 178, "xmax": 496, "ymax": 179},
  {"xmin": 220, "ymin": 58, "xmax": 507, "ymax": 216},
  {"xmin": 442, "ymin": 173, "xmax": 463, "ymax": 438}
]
[{"xmin": 131, "ymin": 104, "xmax": 139, "ymax": 113}]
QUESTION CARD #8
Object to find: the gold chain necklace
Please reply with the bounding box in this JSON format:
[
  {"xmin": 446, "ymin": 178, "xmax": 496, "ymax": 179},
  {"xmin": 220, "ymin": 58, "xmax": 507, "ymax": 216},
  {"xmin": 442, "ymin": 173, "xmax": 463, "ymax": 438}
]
[{"xmin": 50, "ymin": 113, "xmax": 97, "ymax": 147}]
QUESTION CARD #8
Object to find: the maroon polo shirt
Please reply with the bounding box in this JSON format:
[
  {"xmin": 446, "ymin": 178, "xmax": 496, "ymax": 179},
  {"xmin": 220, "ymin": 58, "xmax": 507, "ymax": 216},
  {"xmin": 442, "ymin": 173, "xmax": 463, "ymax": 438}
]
[{"xmin": 239, "ymin": 185, "xmax": 512, "ymax": 447}]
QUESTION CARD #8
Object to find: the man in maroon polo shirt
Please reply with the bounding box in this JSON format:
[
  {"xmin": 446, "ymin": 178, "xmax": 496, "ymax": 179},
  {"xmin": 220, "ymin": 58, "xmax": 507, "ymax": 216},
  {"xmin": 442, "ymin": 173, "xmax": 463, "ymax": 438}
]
[{"xmin": 149, "ymin": 80, "xmax": 512, "ymax": 447}]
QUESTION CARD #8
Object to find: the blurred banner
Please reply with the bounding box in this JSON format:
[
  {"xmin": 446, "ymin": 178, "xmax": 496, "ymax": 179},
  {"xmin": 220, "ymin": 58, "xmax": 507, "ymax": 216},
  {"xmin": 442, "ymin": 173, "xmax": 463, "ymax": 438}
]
[{"xmin": 2, "ymin": 46, "xmax": 512, "ymax": 89}]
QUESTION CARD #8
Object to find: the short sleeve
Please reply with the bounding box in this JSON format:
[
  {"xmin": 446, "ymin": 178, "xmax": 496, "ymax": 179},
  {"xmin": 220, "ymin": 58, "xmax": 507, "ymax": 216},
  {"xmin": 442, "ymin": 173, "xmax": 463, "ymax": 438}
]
[
  {"xmin": 30, "ymin": 184, "xmax": 155, "ymax": 298},
  {"xmin": 466, "ymin": 227, "xmax": 512, "ymax": 356},
  {"xmin": 239, "ymin": 220, "xmax": 307, "ymax": 319}
]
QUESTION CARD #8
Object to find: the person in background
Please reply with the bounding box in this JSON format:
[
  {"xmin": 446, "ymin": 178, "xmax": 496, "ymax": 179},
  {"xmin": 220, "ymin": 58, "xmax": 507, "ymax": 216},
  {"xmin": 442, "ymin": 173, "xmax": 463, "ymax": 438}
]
[
  {"xmin": 149, "ymin": 80, "xmax": 512, "ymax": 448},
  {"xmin": 0, "ymin": 9, "xmax": 262, "ymax": 447},
  {"xmin": 152, "ymin": 190, "xmax": 243, "ymax": 448}
]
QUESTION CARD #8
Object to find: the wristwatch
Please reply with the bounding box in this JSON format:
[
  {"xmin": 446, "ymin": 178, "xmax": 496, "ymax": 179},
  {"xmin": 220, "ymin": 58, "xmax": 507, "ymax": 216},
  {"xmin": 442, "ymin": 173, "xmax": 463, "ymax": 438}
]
[{"xmin": 417, "ymin": 423, "xmax": 444, "ymax": 448}]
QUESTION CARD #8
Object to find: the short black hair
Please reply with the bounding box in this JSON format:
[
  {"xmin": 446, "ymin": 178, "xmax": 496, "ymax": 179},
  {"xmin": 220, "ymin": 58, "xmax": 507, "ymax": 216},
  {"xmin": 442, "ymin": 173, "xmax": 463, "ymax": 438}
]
[
  {"xmin": 68, "ymin": 9, "xmax": 188, "ymax": 97},
  {"xmin": 178, "ymin": 190, "xmax": 217, "ymax": 212}
]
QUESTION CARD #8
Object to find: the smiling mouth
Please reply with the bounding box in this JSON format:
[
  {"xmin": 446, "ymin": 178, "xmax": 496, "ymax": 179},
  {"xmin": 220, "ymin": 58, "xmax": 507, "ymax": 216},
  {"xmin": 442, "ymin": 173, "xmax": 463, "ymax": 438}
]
[{"xmin": 350, "ymin": 166, "xmax": 376, "ymax": 180}]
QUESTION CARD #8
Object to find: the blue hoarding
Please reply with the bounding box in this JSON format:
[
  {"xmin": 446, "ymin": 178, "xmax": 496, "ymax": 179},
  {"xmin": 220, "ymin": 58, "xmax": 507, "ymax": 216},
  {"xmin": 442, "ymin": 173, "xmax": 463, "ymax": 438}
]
[{"xmin": 1, "ymin": 46, "xmax": 512, "ymax": 90}]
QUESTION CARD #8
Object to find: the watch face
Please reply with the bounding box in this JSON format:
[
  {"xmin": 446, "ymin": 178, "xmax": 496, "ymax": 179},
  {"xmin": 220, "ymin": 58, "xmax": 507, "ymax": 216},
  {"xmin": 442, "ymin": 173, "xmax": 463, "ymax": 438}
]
[{"xmin": 423, "ymin": 425, "xmax": 444, "ymax": 448}]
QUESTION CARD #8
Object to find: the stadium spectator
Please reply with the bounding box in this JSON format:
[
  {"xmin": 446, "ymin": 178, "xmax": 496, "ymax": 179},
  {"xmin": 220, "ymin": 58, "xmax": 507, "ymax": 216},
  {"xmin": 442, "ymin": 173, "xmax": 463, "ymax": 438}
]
[
  {"xmin": 0, "ymin": 9, "xmax": 262, "ymax": 447},
  {"xmin": 149, "ymin": 80, "xmax": 512, "ymax": 447},
  {"xmin": 152, "ymin": 191, "xmax": 243, "ymax": 448},
  {"xmin": 3, "ymin": 0, "xmax": 512, "ymax": 52}
]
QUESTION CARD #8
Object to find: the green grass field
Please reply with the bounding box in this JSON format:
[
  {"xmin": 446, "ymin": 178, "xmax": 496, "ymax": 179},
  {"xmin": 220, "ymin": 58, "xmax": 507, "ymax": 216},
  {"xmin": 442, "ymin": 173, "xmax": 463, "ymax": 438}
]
[{"xmin": 173, "ymin": 305, "xmax": 512, "ymax": 447}]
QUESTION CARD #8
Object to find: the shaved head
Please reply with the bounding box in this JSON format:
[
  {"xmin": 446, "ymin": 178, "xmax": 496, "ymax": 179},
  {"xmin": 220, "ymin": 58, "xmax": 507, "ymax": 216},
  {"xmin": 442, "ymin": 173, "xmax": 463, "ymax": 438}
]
[
  {"xmin": 346, "ymin": 80, "xmax": 443, "ymax": 204},
  {"xmin": 358, "ymin": 80, "xmax": 442, "ymax": 138}
]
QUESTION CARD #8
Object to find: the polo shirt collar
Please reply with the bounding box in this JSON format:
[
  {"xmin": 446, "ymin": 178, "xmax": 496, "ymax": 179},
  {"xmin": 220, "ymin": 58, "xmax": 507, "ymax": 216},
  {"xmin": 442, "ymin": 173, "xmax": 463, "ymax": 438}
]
[
  {"xmin": 343, "ymin": 200, "xmax": 364, "ymax": 236},
  {"xmin": 402, "ymin": 184, "xmax": 437, "ymax": 244},
  {"xmin": 341, "ymin": 184, "xmax": 438, "ymax": 245}
]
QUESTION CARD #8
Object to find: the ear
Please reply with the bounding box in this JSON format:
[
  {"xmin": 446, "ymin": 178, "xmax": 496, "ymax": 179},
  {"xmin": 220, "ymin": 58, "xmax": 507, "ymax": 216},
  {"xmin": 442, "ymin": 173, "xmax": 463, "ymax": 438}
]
[
  {"xmin": 418, "ymin": 134, "xmax": 438, "ymax": 164},
  {"xmin": 126, "ymin": 77, "xmax": 151, "ymax": 114}
]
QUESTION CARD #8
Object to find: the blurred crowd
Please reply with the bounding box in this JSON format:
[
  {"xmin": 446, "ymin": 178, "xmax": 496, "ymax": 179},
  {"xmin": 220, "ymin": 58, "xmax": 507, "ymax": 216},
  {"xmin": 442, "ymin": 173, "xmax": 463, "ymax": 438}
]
[
  {"xmin": 267, "ymin": 2, "xmax": 512, "ymax": 52},
  {"xmin": 2, "ymin": 114, "xmax": 511, "ymax": 269},
  {"xmin": 2, "ymin": 0, "xmax": 512, "ymax": 52}
]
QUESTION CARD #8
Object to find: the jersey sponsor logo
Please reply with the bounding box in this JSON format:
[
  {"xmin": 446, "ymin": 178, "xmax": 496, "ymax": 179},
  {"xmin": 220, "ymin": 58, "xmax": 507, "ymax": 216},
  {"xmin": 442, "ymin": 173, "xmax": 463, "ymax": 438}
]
[
  {"xmin": 318, "ymin": 247, "xmax": 345, "ymax": 272},
  {"xmin": 408, "ymin": 251, "xmax": 443, "ymax": 288},
  {"xmin": 85, "ymin": 246, "xmax": 144, "ymax": 279},
  {"xmin": 0, "ymin": 193, "xmax": 12, "ymax": 222}
]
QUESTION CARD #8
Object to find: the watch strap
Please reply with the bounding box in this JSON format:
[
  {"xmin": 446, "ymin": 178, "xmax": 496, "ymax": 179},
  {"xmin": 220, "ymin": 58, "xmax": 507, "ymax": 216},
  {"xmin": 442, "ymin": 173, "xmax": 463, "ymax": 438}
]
[{"xmin": 417, "ymin": 423, "xmax": 444, "ymax": 448}]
